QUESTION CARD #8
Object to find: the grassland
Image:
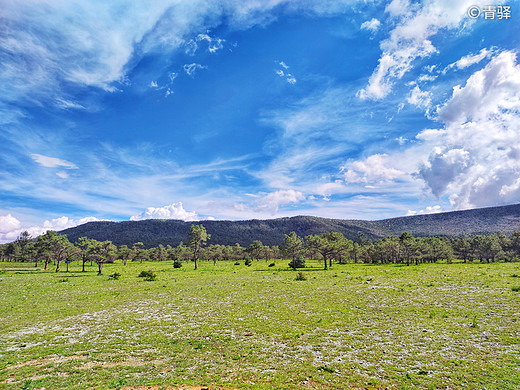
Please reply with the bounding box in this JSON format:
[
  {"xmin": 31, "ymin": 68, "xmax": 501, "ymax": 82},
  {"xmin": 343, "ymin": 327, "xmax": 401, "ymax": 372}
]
[{"xmin": 1, "ymin": 260, "xmax": 519, "ymax": 389}]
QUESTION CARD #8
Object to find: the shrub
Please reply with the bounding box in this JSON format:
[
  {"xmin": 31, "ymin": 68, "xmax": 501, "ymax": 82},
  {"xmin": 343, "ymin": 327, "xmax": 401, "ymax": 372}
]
[
  {"xmin": 295, "ymin": 272, "xmax": 307, "ymax": 281},
  {"xmin": 138, "ymin": 269, "xmax": 157, "ymax": 281},
  {"xmin": 268, "ymin": 262, "xmax": 275, "ymax": 267},
  {"xmin": 234, "ymin": 261, "xmax": 240, "ymax": 265},
  {"xmin": 173, "ymin": 260, "xmax": 183, "ymax": 268},
  {"xmin": 109, "ymin": 272, "xmax": 121, "ymax": 280},
  {"xmin": 288, "ymin": 256, "xmax": 306, "ymax": 269},
  {"xmin": 245, "ymin": 258, "xmax": 252, "ymax": 266},
  {"xmin": 512, "ymin": 286, "xmax": 520, "ymax": 292}
]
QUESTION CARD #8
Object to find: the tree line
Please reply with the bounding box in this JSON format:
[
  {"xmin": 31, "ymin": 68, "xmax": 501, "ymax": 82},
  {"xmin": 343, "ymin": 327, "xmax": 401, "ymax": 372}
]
[{"xmin": 1, "ymin": 225, "xmax": 520, "ymax": 273}]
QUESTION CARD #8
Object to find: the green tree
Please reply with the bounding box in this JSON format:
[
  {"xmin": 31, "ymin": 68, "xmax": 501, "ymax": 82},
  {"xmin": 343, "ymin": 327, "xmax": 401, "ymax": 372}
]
[
  {"xmin": 188, "ymin": 224, "xmax": 210, "ymax": 270},
  {"xmin": 282, "ymin": 232, "xmax": 304, "ymax": 270},
  {"xmin": 15, "ymin": 231, "xmax": 33, "ymax": 262},
  {"xmin": 117, "ymin": 244, "xmax": 133, "ymax": 266},
  {"xmin": 306, "ymin": 232, "xmax": 353, "ymax": 269},
  {"xmin": 35, "ymin": 231, "xmax": 73, "ymax": 272},
  {"xmin": 246, "ymin": 240, "xmax": 264, "ymax": 261},
  {"xmin": 77, "ymin": 237, "xmax": 96, "ymax": 272},
  {"xmin": 92, "ymin": 240, "xmax": 117, "ymax": 275}
]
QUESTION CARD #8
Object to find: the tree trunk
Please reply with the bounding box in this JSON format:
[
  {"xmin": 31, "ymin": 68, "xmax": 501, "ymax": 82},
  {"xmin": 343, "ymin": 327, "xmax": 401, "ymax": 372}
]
[
  {"xmin": 194, "ymin": 258, "xmax": 198, "ymax": 270},
  {"xmin": 323, "ymin": 256, "xmax": 328, "ymax": 270},
  {"xmin": 82, "ymin": 260, "xmax": 86, "ymax": 272},
  {"xmin": 55, "ymin": 260, "xmax": 61, "ymax": 272},
  {"xmin": 98, "ymin": 262, "xmax": 103, "ymax": 275}
]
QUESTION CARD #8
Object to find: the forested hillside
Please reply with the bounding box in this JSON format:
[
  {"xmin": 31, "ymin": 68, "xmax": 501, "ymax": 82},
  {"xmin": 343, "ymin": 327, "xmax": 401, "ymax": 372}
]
[{"xmin": 58, "ymin": 203, "xmax": 520, "ymax": 248}]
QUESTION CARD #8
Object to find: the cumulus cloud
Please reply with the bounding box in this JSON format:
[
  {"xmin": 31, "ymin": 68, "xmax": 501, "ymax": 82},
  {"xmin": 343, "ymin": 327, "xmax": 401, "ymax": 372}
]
[
  {"xmin": 360, "ymin": 18, "xmax": 381, "ymax": 33},
  {"xmin": 416, "ymin": 50, "xmax": 520, "ymax": 209},
  {"xmin": 0, "ymin": 215, "xmax": 102, "ymax": 243},
  {"xmin": 406, "ymin": 205, "xmax": 442, "ymax": 216},
  {"xmin": 31, "ymin": 154, "xmax": 78, "ymax": 169},
  {"xmin": 342, "ymin": 154, "xmax": 404, "ymax": 184},
  {"xmin": 130, "ymin": 202, "xmax": 199, "ymax": 221},
  {"xmin": 255, "ymin": 190, "xmax": 305, "ymax": 214},
  {"xmin": 359, "ymin": 0, "xmax": 477, "ymax": 100},
  {"xmin": 0, "ymin": 214, "xmax": 22, "ymax": 234}
]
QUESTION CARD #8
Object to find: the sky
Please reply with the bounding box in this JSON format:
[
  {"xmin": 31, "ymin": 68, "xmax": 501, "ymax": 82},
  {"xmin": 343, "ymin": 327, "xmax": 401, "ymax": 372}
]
[{"xmin": 1, "ymin": 0, "xmax": 520, "ymax": 243}]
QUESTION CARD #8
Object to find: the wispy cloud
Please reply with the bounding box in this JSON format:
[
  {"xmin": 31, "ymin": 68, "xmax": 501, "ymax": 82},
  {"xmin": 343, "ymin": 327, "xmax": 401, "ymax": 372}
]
[
  {"xmin": 31, "ymin": 154, "xmax": 78, "ymax": 169},
  {"xmin": 359, "ymin": 0, "xmax": 478, "ymax": 100},
  {"xmin": 275, "ymin": 61, "xmax": 297, "ymax": 84},
  {"xmin": 443, "ymin": 48, "xmax": 495, "ymax": 73},
  {"xmin": 183, "ymin": 63, "xmax": 207, "ymax": 76}
]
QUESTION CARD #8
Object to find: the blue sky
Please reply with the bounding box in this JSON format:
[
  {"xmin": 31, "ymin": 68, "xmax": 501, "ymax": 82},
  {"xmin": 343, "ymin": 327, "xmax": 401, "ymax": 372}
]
[{"xmin": 1, "ymin": 0, "xmax": 520, "ymax": 242}]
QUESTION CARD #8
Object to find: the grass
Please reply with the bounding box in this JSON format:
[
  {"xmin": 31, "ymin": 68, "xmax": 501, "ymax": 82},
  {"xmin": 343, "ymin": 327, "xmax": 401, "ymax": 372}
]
[{"xmin": 0, "ymin": 259, "xmax": 519, "ymax": 389}]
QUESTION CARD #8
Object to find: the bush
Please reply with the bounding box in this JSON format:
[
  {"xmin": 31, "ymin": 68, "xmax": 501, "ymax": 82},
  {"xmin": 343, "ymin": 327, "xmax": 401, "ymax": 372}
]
[
  {"xmin": 138, "ymin": 269, "xmax": 157, "ymax": 281},
  {"xmin": 109, "ymin": 272, "xmax": 121, "ymax": 280},
  {"xmin": 288, "ymin": 256, "xmax": 306, "ymax": 269},
  {"xmin": 245, "ymin": 258, "xmax": 252, "ymax": 266},
  {"xmin": 295, "ymin": 272, "xmax": 307, "ymax": 281},
  {"xmin": 268, "ymin": 262, "xmax": 275, "ymax": 267},
  {"xmin": 512, "ymin": 286, "xmax": 520, "ymax": 292},
  {"xmin": 234, "ymin": 261, "xmax": 240, "ymax": 265},
  {"xmin": 173, "ymin": 260, "xmax": 182, "ymax": 268}
]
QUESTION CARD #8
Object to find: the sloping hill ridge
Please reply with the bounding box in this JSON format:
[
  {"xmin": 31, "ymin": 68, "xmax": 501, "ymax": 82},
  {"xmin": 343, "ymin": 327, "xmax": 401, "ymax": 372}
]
[{"xmin": 60, "ymin": 203, "xmax": 520, "ymax": 247}]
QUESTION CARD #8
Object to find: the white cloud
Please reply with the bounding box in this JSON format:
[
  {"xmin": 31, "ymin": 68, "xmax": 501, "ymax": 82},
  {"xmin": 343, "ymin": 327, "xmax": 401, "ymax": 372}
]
[
  {"xmin": 437, "ymin": 51, "xmax": 520, "ymax": 125},
  {"xmin": 149, "ymin": 80, "xmax": 159, "ymax": 88},
  {"xmin": 255, "ymin": 189, "xmax": 305, "ymax": 214},
  {"xmin": 360, "ymin": 18, "xmax": 381, "ymax": 33},
  {"xmin": 415, "ymin": 50, "xmax": 520, "ymax": 209},
  {"xmin": 395, "ymin": 136, "xmax": 408, "ymax": 145},
  {"xmin": 130, "ymin": 202, "xmax": 199, "ymax": 221},
  {"xmin": 359, "ymin": 0, "xmax": 477, "ymax": 100},
  {"xmin": 385, "ymin": 0, "xmax": 413, "ymax": 17},
  {"xmin": 406, "ymin": 205, "xmax": 442, "ymax": 216},
  {"xmin": 415, "ymin": 128, "xmax": 446, "ymax": 141},
  {"xmin": 0, "ymin": 214, "xmax": 22, "ymax": 234},
  {"xmin": 342, "ymin": 154, "xmax": 405, "ymax": 184},
  {"xmin": 407, "ymin": 85, "xmax": 432, "ymax": 110},
  {"xmin": 184, "ymin": 39, "xmax": 198, "ymax": 56},
  {"xmin": 444, "ymin": 48, "xmax": 494, "ymax": 73},
  {"xmin": 183, "ymin": 63, "xmax": 207, "ymax": 76},
  {"xmin": 56, "ymin": 171, "xmax": 69, "ymax": 179},
  {"xmin": 168, "ymin": 72, "xmax": 178, "ymax": 82},
  {"xmin": 31, "ymin": 154, "xmax": 78, "ymax": 169},
  {"xmin": 55, "ymin": 98, "xmax": 85, "ymax": 110},
  {"xmin": 417, "ymin": 74, "xmax": 437, "ymax": 82},
  {"xmin": 0, "ymin": 215, "xmax": 102, "ymax": 243},
  {"xmin": 275, "ymin": 61, "xmax": 296, "ymax": 84}
]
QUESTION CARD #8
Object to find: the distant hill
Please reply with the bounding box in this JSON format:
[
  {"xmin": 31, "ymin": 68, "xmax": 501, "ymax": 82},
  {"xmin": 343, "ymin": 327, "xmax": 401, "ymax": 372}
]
[{"xmin": 60, "ymin": 203, "xmax": 520, "ymax": 248}]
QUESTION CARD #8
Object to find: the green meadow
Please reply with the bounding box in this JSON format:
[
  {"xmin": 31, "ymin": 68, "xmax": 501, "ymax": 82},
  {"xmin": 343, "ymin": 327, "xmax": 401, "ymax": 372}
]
[{"xmin": 1, "ymin": 260, "xmax": 519, "ymax": 389}]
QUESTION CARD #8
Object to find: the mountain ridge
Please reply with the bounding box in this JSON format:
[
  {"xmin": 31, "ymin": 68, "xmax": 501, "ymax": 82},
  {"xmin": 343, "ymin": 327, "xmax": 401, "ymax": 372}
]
[{"xmin": 59, "ymin": 203, "xmax": 520, "ymax": 247}]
